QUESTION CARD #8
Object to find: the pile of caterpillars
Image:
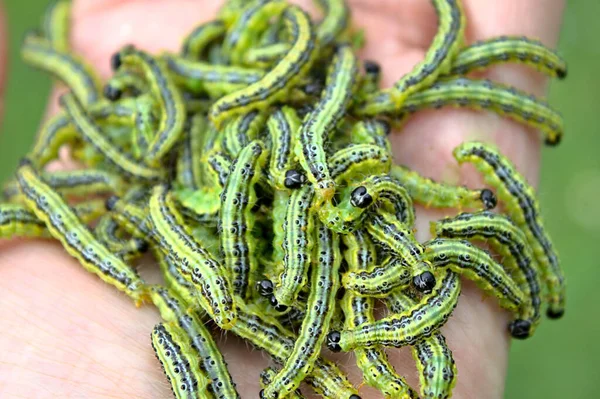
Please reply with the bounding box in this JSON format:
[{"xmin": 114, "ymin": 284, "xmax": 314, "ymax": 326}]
[{"xmin": 1, "ymin": 0, "xmax": 567, "ymax": 398}]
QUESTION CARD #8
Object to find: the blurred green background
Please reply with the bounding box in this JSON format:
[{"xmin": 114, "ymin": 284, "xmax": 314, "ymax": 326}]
[{"xmin": 0, "ymin": 1, "xmax": 598, "ymax": 398}]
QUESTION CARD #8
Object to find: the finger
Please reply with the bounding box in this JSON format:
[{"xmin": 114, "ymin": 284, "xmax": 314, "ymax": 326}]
[
  {"xmin": 344, "ymin": 0, "xmax": 549, "ymax": 180},
  {"xmin": 350, "ymin": 0, "xmax": 442, "ymax": 90},
  {"xmin": 465, "ymin": 0, "xmax": 566, "ymax": 93},
  {"xmin": 72, "ymin": 0, "xmax": 222, "ymax": 77},
  {"xmin": 0, "ymin": 1, "xmax": 8, "ymax": 122},
  {"xmin": 46, "ymin": 0, "xmax": 224, "ymax": 114}
]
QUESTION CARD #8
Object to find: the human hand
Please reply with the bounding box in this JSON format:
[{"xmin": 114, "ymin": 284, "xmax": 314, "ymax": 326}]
[{"xmin": 0, "ymin": 0, "xmax": 564, "ymax": 397}]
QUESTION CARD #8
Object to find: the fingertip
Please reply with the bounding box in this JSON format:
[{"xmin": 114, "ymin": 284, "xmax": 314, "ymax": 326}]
[{"xmin": 464, "ymin": 0, "xmax": 566, "ymax": 97}]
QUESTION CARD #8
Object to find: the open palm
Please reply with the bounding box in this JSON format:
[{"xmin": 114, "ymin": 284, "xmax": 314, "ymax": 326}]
[{"xmin": 0, "ymin": 0, "xmax": 564, "ymax": 397}]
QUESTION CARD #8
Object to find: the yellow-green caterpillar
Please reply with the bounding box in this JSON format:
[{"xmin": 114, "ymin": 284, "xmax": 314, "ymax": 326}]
[{"xmin": 453, "ymin": 142, "xmax": 565, "ymax": 317}]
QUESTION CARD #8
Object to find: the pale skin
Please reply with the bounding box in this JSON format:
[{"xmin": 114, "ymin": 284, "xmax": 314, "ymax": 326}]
[{"xmin": 0, "ymin": 0, "xmax": 565, "ymax": 397}]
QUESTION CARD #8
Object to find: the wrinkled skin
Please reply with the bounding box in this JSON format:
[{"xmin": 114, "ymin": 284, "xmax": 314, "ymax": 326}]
[{"xmin": 0, "ymin": 0, "xmax": 564, "ymax": 397}]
